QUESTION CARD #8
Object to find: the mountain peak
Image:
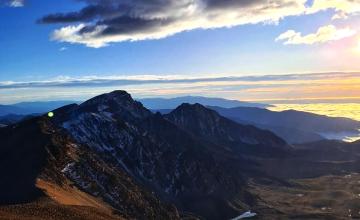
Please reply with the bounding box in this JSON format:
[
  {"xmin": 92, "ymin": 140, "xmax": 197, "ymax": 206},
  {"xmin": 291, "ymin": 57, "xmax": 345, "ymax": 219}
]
[
  {"xmin": 169, "ymin": 103, "xmax": 223, "ymax": 124},
  {"xmin": 173, "ymin": 103, "xmax": 217, "ymax": 115},
  {"xmin": 82, "ymin": 90, "xmax": 132, "ymax": 105},
  {"xmin": 165, "ymin": 103, "xmax": 226, "ymax": 136},
  {"xmin": 178, "ymin": 102, "xmax": 204, "ymax": 108},
  {"xmin": 139, "ymin": 96, "xmax": 271, "ymax": 109},
  {"xmin": 66, "ymin": 90, "xmax": 152, "ymax": 121},
  {"xmin": 108, "ymin": 90, "xmax": 132, "ymax": 97},
  {"xmin": 165, "ymin": 102, "xmax": 288, "ymax": 152}
]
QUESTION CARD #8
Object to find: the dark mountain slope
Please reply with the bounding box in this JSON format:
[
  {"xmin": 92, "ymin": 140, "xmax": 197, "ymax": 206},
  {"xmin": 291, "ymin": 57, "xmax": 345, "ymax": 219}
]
[
  {"xmin": 2, "ymin": 90, "xmax": 360, "ymax": 220},
  {"xmin": 255, "ymin": 124, "xmax": 324, "ymax": 144},
  {"xmin": 257, "ymin": 139, "xmax": 360, "ymax": 179},
  {"xmin": 161, "ymin": 104, "xmax": 360, "ymax": 181},
  {"xmin": 52, "ymin": 91, "xmax": 261, "ymax": 220},
  {"xmin": 164, "ymin": 103, "xmax": 289, "ymax": 157},
  {"xmin": 0, "ymin": 118, "xmax": 49, "ymax": 204},
  {"xmin": 0, "ymin": 116, "xmax": 180, "ymax": 219}
]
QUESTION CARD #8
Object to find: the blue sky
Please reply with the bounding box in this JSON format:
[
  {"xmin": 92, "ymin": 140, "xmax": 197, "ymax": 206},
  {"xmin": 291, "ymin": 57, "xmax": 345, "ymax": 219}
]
[{"xmin": 1, "ymin": 0, "xmax": 360, "ymax": 103}]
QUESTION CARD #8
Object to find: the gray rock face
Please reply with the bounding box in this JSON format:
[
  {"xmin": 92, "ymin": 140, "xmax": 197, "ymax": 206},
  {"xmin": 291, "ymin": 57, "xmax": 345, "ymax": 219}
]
[
  {"xmin": 164, "ymin": 103, "xmax": 290, "ymax": 157},
  {"xmin": 0, "ymin": 116, "xmax": 179, "ymax": 219},
  {"xmin": 53, "ymin": 91, "xmax": 262, "ymax": 219}
]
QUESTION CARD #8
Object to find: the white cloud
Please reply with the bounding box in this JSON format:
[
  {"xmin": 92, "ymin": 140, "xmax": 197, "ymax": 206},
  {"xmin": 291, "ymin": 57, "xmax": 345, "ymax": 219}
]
[
  {"xmin": 9, "ymin": 0, "xmax": 24, "ymax": 7},
  {"xmin": 331, "ymin": 11, "xmax": 349, "ymax": 20},
  {"xmin": 40, "ymin": 0, "xmax": 360, "ymax": 48},
  {"xmin": 44, "ymin": 0, "xmax": 309, "ymax": 48},
  {"xmin": 276, "ymin": 25, "xmax": 357, "ymax": 45},
  {"xmin": 307, "ymin": 0, "xmax": 360, "ymax": 18},
  {"xmin": 59, "ymin": 47, "xmax": 68, "ymax": 51}
]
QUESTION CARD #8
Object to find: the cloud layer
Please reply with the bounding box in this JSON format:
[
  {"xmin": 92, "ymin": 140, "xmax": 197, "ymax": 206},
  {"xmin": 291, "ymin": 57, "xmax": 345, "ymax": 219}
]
[
  {"xmin": 0, "ymin": 0, "xmax": 24, "ymax": 7},
  {"xmin": 38, "ymin": 0, "xmax": 360, "ymax": 48},
  {"xmin": 308, "ymin": 0, "xmax": 360, "ymax": 18},
  {"xmin": 276, "ymin": 25, "xmax": 357, "ymax": 45},
  {"xmin": 1, "ymin": 72, "xmax": 360, "ymax": 104},
  {"xmin": 39, "ymin": 0, "xmax": 309, "ymax": 48},
  {"xmin": 2, "ymin": 72, "xmax": 357, "ymax": 90}
]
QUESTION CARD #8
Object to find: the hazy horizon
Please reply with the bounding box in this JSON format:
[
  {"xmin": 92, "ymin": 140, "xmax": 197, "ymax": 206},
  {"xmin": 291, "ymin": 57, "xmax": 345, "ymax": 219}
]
[{"xmin": 1, "ymin": 72, "xmax": 360, "ymax": 104}]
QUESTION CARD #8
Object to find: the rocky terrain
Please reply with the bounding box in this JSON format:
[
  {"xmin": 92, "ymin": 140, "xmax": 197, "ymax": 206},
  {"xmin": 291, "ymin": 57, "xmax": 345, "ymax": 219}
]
[
  {"xmin": 0, "ymin": 113, "xmax": 179, "ymax": 220},
  {"xmin": 0, "ymin": 90, "xmax": 360, "ymax": 220},
  {"xmin": 249, "ymin": 173, "xmax": 360, "ymax": 219}
]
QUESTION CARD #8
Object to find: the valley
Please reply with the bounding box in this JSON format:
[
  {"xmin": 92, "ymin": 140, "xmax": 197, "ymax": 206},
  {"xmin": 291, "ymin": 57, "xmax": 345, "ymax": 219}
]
[{"xmin": 249, "ymin": 173, "xmax": 360, "ymax": 219}]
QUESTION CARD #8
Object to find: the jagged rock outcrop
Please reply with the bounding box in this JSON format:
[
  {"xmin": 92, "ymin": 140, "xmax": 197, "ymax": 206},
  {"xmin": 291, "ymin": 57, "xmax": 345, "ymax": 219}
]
[
  {"xmin": 51, "ymin": 91, "xmax": 258, "ymax": 219},
  {"xmin": 0, "ymin": 116, "xmax": 180, "ymax": 220},
  {"xmin": 164, "ymin": 103, "xmax": 290, "ymax": 157}
]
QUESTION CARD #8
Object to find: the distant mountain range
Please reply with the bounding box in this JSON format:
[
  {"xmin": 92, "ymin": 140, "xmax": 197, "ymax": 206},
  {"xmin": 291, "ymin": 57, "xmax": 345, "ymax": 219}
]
[
  {"xmin": 0, "ymin": 97, "xmax": 270, "ymax": 117},
  {"xmin": 1, "ymin": 97, "xmax": 359, "ymax": 145},
  {"xmin": 138, "ymin": 96, "xmax": 272, "ymax": 109},
  {"xmin": 0, "ymin": 101, "xmax": 76, "ymax": 116},
  {"xmin": 1, "ymin": 90, "xmax": 360, "ymax": 219},
  {"xmin": 156, "ymin": 106, "xmax": 360, "ymax": 144},
  {"xmin": 0, "ymin": 96, "xmax": 268, "ymax": 127},
  {"xmin": 0, "ymin": 114, "xmax": 39, "ymax": 126},
  {"xmin": 209, "ymin": 106, "xmax": 360, "ymax": 144}
]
